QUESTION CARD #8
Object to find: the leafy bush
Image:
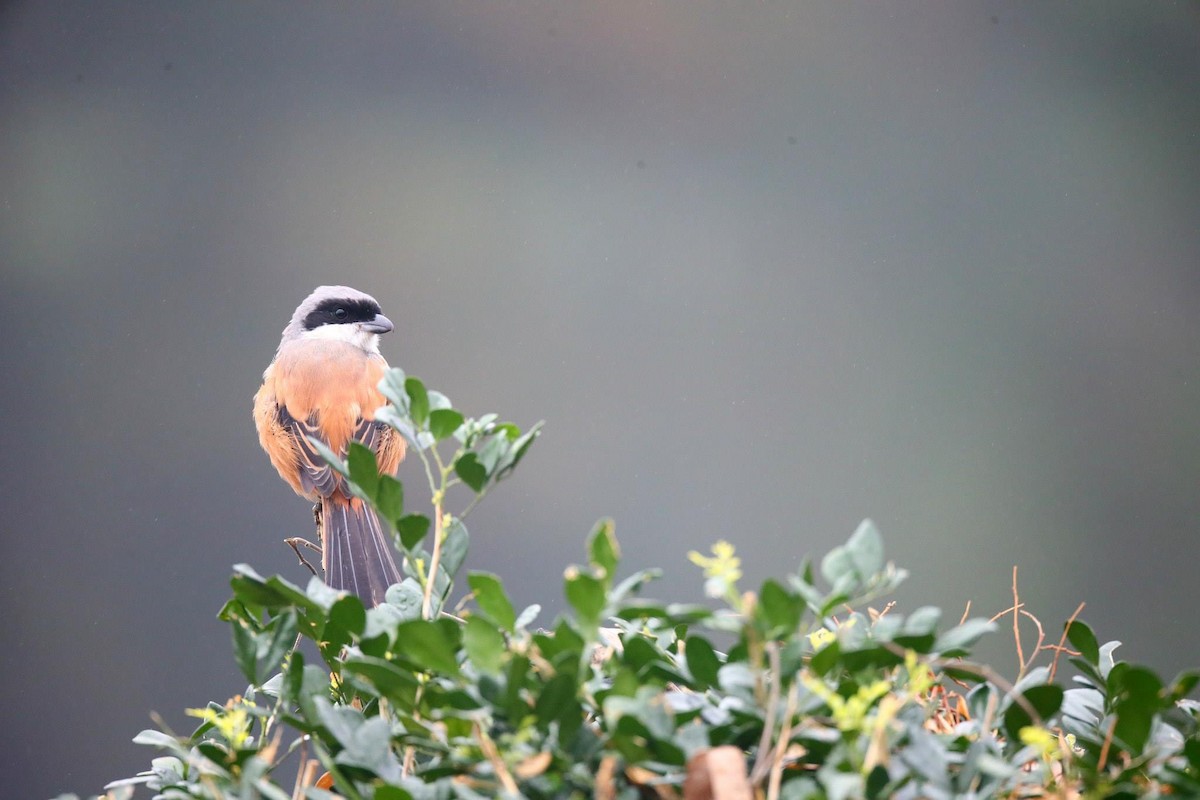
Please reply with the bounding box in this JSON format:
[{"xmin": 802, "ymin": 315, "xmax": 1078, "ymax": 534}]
[{"xmin": 67, "ymin": 370, "xmax": 1198, "ymax": 799}]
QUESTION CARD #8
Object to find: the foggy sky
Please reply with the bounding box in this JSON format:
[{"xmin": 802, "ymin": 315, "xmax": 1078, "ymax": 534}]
[{"xmin": 2, "ymin": 4, "xmax": 1198, "ymax": 798}]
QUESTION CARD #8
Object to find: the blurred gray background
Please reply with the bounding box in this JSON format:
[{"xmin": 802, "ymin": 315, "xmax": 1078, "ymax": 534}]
[{"xmin": 2, "ymin": 3, "xmax": 1198, "ymax": 797}]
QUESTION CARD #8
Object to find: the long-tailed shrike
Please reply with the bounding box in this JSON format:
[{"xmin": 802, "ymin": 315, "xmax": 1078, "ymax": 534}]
[{"xmin": 253, "ymin": 285, "xmax": 405, "ymax": 607}]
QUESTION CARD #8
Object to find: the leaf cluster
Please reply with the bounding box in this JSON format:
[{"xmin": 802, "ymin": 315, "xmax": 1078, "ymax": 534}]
[{"xmin": 72, "ymin": 373, "xmax": 1198, "ymax": 800}]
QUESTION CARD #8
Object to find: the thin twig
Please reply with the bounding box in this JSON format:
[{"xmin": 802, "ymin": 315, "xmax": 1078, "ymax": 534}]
[
  {"xmin": 1012, "ymin": 566, "xmax": 1025, "ymax": 679},
  {"xmin": 989, "ymin": 602, "xmax": 1024, "ymax": 623},
  {"xmin": 411, "ymin": 437, "xmax": 439, "ymax": 497},
  {"xmin": 285, "ymin": 538, "xmax": 321, "ymax": 577},
  {"xmin": 1018, "ymin": 608, "xmax": 1046, "ymax": 675},
  {"xmin": 453, "ymin": 591, "xmax": 477, "ymax": 615},
  {"xmin": 476, "ymin": 722, "xmax": 519, "ymax": 795},
  {"xmin": 767, "ymin": 681, "xmax": 800, "ymax": 800},
  {"xmin": 959, "ymin": 600, "xmax": 972, "ymax": 625},
  {"xmin": 936, "ymin": 659, "xmax": 1044, "ymax": 728},
  {"xmin": 421, "ymin": 500, "xmax": 445, "ymax": 619},
  {"xmin": 1047, "ymin": 602, "xmax": 1086, "ymax": 683},
  {"xmin": 869, "ymin": 600, "xmax": 896, "ymax": 622},
  {"xmin": 293, "ymin": 759, "xmax": 318, "ymax": 800},
  {"xmin": 290, "ymin": 735, "xmax": 311, "ymax": 800},
  {"xmin": 461, "ymin": 483, "xmax": 492, "ymax": 519},
  {"xmin": 891, "ymin": 636, "xmax": 1045, "ymax": 730},
  {"xmin": 749, "ymin": 642, "xmax": 782, "ymax": 784},
  {"xmin": 1097, "ymin": 716, "xmax": 1118, "ymax": 771}
]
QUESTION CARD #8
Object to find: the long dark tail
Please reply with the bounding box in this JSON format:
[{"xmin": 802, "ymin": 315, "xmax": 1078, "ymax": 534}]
[{"xmin": 321, "ymin": 498, "xmax": 402, "ymax": 607}]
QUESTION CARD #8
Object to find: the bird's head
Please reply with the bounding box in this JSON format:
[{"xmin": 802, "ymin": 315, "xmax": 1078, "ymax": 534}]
[{"xmin": 282, "ymin": 285, "xmax": 394, "ymax": 353}]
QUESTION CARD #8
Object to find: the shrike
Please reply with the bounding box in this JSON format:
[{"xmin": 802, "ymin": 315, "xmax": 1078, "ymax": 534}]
[{"xmin": 253, "ymin": 285, "xmax": 404, "ymax": 607}]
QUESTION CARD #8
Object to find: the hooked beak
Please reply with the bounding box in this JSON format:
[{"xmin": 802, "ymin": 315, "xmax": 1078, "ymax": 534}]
[{"xmin": 360, "ymin": 313, "xmax": 394, "ymax": 334}]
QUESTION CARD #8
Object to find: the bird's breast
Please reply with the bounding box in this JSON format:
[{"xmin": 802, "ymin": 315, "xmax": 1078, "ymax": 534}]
[{"xmin": 268, "ymin": 341, "xmax": 389, "ymax": 452}]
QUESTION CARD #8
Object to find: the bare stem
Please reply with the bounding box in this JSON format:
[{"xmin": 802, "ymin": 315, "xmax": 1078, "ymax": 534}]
[
  {"xmin": 461, "ymin": 483, "xmax": 491, "ymax": 519},
  {"xmin": 421, "ymin": 490, "xmax": 445, "ymax": 620},
  {"xmin": 749, "ymin": 642, "xmax": 782, "ymax": 784},
  {"xmin": 767, "ymin": 681, "xmax": 800, "ymax": 800},
  {"xmin": 411, "ymin": 439, "xmax": 439, "ymax": 497},
  {"xmin": 284, "ymin": 537, "xmax": 321, "ymax": 577},
  {"xmin": 1047, "ymin": 602, "xmax": 1086, "ymax": 683},
  {"xmin": 1012, "ymin": 566, "xmax": 1025, "ymax": 679},
  {"xmin": 476, "ymin": 722, "xmax": 519, "ymax": 795}
]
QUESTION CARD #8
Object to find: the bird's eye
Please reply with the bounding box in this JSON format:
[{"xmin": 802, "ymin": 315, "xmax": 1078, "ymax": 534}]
[{"xmin": 333, "ymin": 308, "xmax": 348, "ymax": 320}]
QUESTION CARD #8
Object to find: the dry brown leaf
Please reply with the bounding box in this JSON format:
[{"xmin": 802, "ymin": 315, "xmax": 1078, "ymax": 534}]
[
  {"xmin": 513, "ymin": 751, "xmax": 553, "ymax": 779},
  {"xmin": 683, "ymin": 746, "xmax": 752, "ymax": 800},
  {"xmin": 595, "ymin": 755, "xmax": 618, "ymax": 800},
  {"xmin": 627, "ymin": 764, "xmax": 680, "ymax": 800}
]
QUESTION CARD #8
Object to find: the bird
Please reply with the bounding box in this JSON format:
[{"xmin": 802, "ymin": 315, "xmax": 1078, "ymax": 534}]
[{"xmin": 253, "ymin": 285, "xmax": 405, "ymax": 607}]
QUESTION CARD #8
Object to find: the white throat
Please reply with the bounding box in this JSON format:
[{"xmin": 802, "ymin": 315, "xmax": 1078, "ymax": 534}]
[{"xmin": 300, "ymin": 324, "xmax": 382, "ymax": 354}]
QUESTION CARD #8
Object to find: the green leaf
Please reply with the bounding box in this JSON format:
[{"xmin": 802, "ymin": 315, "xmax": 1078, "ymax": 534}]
[
  {"xmin": 346, "ymin": 442, "xmax": 379, "ymax": 498},
  {"xmin": 609, "ymin": 569, "xmax": 663, "ymax": 607},
  {"xmin": 810, "ymin": 639, "xmax": 841, "ymax": 676},
  {"xmin": 426, "ymin": 390, "xmax": 452, "ymax": 411},
  {"xmin": 476, "ymin": 435, "xmax": 508, "ymax": 474},
  {"xmin": 229, "ymin": 564, "xmax": 285, "ymax": 608},
  {"xmin": 132, "ymin": 729, "xmax": 188, "ymax": 754},
  {"xmin": 295, "ymin": 664, "xmax": 331, "ymax": 722},
  {"xmin": 454, "ymin": 452, "xmax": 488, "ymax": 492},
  {"xmin": 1167, "ymin": 670, "xmax": 1200, "ymax": 703},
  {"xmin": 845, "ymin": 518, "xmax": 885, "ymax": 575},
  {"xmin": 439, "ymin": 516, "xmax": 469, "ymax": 580},
  {"xmin": 375, "ymin": 786, "xmax": 415, "ymax": 800},
  {"xmin": 535, "ymin": 619, "xmax": 585, "ymax": 663},
  {"xmin": 341, "ymin": 655, "xmax": 419, "ymax": 701},
  {"xmin": 536, "ymin": 673, "xmax": 579, "ymax": 728},
  {"xmin": 384, "ymin": 578, "xmax": 424, "ymax": 622},
  {"xmin": 328, "ymin": 595, "xmax": 366, "ymax": 637},
  {"xmin": 392, "ymin": 620, "xmax": 461, "ymax": 677},
  {"xmin": 1002, "ymin": 684, "xmax": 1064, "ymax": 743},
  {"xmin": 468, "ymin": 572, "xmax": 517, "ymax": 632},
  {"xmin": 374, "ymin": 475, "xmax": 403, "ymax": 526},
  {"xmin": 377, "ymin": 368, "xmax": 409, "ymax": 410},
  {"xmin": 903, "ymin": 606, "xmax": 942, "ymax": 636},
  {"xmin": 865, "ymin": 766, "xmax": 889, "ymax": 799},
  {"xmin": 332, "ymin": 714, "xmax": 403, "ymax": 782},
  {"xmin": 428, "ymin": 408, "xmax": 464, "ymax": 441},
  {"xmin": 621, "ymin": 636, "xmax": 663, "ymax": 672},
  {"xmin": 1066, "ymin": 619, "xmax": 1100, "ymax": 666},
  {"xmin": 266, "ymin": 573, "xmax": 325, "ymax": 613},
  {"xmin": 283, "ymin": 648, "xmax": 306, "ymax": 706},
  {"xmin": 397, "ymin": 514, "xmax": 430, "ymax": 550},
  {"xmin": 1111, "ymin": 665, "xmax": 1165, "ymax": 752},
  {"xmin": 564, "ymin": 567, "xmax": 606, "ymax": 625},
  {"xmin": 604, "ymin": 687, "xmax": 674, "ymax": 742},
  {"xmin": 495, "ymin": 422, "xmax": 543, "ymax": 480},
  {"xmin": 587, "ymin": 518, "xmax": 620, "ymax": 581},
  {"xmin": 515, "ymin": 603, "xmax": 541, "ymax": 631},
  {"xmin": 820, "ymin": 545, "xmax": 855, "ymax": 589},
  {"xmin": 464, "ymin": 615, "xmax": 506, "ymax": 674},
  {"xmin": 684, "ymin": 636, "xmax": 721, "ymax": 688},
  {"xmin": 230, "ymin": 620, "xmax": 258, "ymax": 684},
  {"xmin": 505, "ymin": 654, "xmax": 531, "ymax": 721},
  {"xmin": 261, "ymin": 610, "xmax": 300, "ymax": 674},
  {"xmin": 757, "ymin": 579, "xmax": 801, "ymax": 635},
  {"xmin": 404, "ymin": 377, "xmax": 429, "ymax": 427},
  {"xmin": 375, "ymin": 406, "xmax": 419, "ymax": 449},
  {"xmin": 933, "ymin": 618, "xmax": 996, "ymax": 656},
  {"xmin": 1098, "ymin": 640, "xmax": 1122, "ymax": 679}
]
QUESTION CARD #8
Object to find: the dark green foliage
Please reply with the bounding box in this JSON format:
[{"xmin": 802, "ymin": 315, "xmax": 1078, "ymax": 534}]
[{"xmin": 83, "ymin": 370, "xmax": 1197, "ymax": 800}]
